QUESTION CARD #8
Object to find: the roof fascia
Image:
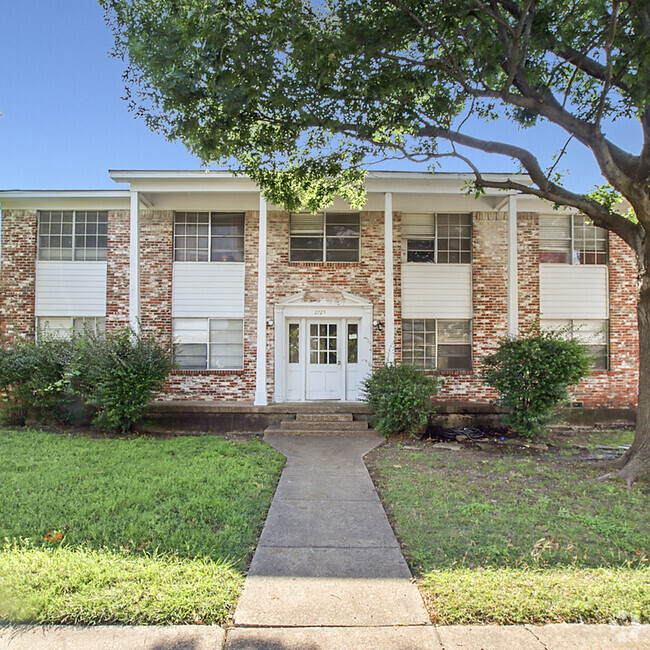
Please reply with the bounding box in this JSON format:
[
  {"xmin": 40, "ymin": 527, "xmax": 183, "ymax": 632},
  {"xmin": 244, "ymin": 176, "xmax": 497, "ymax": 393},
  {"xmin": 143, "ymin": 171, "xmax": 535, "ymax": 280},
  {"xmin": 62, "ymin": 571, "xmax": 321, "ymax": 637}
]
[{"xmin": 0, "ymin": 190, "xmax": 131, "ymax": 211}]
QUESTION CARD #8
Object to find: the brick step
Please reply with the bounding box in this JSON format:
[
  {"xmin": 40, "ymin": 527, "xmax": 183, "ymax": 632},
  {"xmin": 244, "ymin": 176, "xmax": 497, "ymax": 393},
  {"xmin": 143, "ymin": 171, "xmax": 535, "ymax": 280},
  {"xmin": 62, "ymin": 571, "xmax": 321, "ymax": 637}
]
[
  {"xmin": 295, "ymin": 412, "xmax": 354, "ymax": 422},
  {"xmin": 280, "ymin": 419, "xmax": 369, "ymax": 431}
]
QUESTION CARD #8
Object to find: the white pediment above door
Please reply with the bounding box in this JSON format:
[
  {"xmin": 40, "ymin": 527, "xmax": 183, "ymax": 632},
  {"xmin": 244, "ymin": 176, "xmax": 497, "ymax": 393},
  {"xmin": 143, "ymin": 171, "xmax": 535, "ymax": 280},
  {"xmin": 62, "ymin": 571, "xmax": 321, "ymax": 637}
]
[{"xmin": 277, "ymin": 290, "xmax": 372, "ymax": 307}]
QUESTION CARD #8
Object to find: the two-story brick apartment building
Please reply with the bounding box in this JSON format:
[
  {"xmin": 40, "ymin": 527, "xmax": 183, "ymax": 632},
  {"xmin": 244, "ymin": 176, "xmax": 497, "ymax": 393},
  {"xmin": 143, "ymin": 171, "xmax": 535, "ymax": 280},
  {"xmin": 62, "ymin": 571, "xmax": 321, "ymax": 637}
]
[{"xmin": 0, "ymin": 171, "xmax": 639, "ymax": 413}]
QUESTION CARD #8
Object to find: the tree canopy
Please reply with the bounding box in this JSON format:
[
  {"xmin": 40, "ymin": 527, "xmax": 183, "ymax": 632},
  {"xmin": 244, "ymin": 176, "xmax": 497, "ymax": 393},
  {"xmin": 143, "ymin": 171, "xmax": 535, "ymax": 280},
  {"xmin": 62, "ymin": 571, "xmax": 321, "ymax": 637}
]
[{"xmin": 102, "ymin": 0, "xmax": 650, "ymax": 483}]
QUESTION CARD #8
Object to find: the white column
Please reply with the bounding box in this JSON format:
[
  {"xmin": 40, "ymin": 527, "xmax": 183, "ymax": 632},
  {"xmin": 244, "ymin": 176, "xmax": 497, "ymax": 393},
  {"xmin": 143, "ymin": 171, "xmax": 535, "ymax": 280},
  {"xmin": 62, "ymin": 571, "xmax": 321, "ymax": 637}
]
[
  {"xmin": 254, "ymin": 196, "xmax": 268, "ymax": 405},
  {"xmin": 384, "ymin": 192, "xmax": 395, "ymax": 363},
  {"xmin": 129, "ymin": 190, "xmax": 140, "ymax": 332},
  {"xmin": 507, "ymin": 194, "xmax": 519, "ymax": 337}
]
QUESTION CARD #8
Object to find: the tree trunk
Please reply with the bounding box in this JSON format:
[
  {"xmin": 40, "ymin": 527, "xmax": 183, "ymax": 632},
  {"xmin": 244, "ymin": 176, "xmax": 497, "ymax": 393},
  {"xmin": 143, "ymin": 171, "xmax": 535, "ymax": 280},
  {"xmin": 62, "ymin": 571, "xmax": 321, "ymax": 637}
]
[{"xmin": 607, "ymin": 267, "xmax": 650, "ymax": 486}]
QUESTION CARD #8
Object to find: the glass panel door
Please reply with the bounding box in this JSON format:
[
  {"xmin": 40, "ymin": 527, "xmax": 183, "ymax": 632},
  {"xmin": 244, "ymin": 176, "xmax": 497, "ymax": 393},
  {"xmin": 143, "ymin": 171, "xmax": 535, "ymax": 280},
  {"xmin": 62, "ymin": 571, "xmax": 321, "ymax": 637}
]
[{"xmin": 309, "ymin": 323, "xmax": 338, "ymax": 364}]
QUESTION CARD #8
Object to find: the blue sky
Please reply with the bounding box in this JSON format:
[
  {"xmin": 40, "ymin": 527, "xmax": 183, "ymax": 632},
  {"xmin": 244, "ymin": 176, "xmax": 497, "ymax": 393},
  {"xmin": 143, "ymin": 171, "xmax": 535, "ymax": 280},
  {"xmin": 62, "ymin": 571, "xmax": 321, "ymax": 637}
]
[{"xmin": 0, "ymin": 0, "xmax": 642, "ymax": 193}]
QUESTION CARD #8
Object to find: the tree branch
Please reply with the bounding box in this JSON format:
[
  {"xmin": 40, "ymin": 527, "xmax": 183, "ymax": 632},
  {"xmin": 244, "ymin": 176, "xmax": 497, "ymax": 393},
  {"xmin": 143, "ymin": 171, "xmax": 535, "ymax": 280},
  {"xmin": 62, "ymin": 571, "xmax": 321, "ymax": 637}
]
[{"xmin": 414, "ymin": 124, "xmax": 642, "ymax": 251}]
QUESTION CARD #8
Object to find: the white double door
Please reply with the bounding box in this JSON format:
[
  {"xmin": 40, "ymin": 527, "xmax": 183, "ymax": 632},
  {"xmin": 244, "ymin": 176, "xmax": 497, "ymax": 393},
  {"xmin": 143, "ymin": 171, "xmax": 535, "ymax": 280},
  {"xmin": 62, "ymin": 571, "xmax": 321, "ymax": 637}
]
[{"xmin": 285, "ymin": 318, "xmax": 364, "ymax": 401}]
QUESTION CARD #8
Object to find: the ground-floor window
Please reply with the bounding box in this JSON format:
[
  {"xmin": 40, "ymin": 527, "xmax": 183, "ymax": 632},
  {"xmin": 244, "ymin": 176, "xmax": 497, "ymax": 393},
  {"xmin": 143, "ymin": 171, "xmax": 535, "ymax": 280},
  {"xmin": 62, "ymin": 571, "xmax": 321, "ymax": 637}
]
[
  {"xmin": 402, "ymin": 319, "xmax": 472, "ymax": 370},
  {"xmin": 37, "ymin": 316, "xmax": 106, "ymax": 338},
  {"xmin": 173, "ymin": 318, "xmax": 244, "ymax": 370},
  {"xmin": 540, "ymin": 319, "xmax": 609, "ymax": 370}
]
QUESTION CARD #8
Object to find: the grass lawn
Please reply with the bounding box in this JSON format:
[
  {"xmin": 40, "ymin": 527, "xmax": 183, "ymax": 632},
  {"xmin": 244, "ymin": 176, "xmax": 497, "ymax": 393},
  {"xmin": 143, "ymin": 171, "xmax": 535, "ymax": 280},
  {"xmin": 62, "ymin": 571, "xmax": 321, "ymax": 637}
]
[
  {"xmin": 0, "ymin": 428, "xmax": 284, "ymax": 625},
  {"xmin": 366, "ymin": 432, "xmax": 649, "ymax": 625}
]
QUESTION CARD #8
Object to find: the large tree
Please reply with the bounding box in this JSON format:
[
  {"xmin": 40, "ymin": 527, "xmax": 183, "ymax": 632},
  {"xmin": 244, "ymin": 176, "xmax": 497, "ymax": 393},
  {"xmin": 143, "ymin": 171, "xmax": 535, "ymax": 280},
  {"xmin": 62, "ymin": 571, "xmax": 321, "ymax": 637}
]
[{"xmin": 101, "ymin": 0, "xmax": 650, "ymax": 484}]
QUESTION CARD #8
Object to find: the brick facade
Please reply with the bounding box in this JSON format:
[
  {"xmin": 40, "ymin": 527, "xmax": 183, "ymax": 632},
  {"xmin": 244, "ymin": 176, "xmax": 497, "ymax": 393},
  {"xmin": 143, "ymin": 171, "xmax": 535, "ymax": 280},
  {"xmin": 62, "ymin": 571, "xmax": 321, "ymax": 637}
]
[
  {"xmin": 139, "ymin": 210, "xmax": 173, "ymax": 342},
  {"xmin": 570, "ymin": 233, "xmax": 639, "ymax": 407},
  {"xmin": 427, "ymin": 213, "xmax": 640, "ymax": 407},
  {"xmin": 433, "ymin": 212, "xmax": 507, "ymax": 400},
  {"xmin": 0, "ymin": 200, "xmax": 640, "ymax": 409},
  {"xmin": 0, "ymin": 210, "xmax": 37, "ymax": 342},
  {"xmin": 517, "ymin": 212, "xmax": 540, "ymax": 330},
  {"xmin": 159, "ymin": 210, "xmax": 259, "ymax": 401},
  {"xmin": 106, "ymin": 210, "xmax": 131, "ymax": 331},
  {"xmin": 265, "ymin": 209, "xmax": 402, "ymax": 385}
]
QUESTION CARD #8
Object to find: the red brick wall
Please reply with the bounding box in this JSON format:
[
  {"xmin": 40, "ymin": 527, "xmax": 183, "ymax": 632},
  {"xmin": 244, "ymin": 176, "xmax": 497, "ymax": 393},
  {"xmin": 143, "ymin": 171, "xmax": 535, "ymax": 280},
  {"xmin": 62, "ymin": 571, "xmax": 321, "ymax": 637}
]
[
  {"xmin": 159, "ymin": 210, "xmax": 258, "ymax": 401},
  {"xmin": 2, "ymin": 202, "xmax": 638, "ymax": 409},
  {"xmin": 432, "ymin": 214, "xmax": 640, "ymax": 408},
  {"xmin": 163, "ymin": 209, "xmax": 402, "ymax": 402},
  {"xmin": 517, "ymin": 213, "xmax": 540, "ymax": 330},
  {"xmin": 106, "ymin": 210, "xmax": 130, "ymax": 331},
  {"xmin": 0, "ymin": 209, "xmax": 37, "ymax": 341},
  {"xmin": 265, "ymin": 210, "xmax": 401, "ymax": 379},
  {"xmin": 570, "ymin": 233, "xmax": 639, "ymax": 407},
  {"xmin": 434, "ymin": 212, "xmax": 507, "ymax": 400},
  {"xmin": 139, "ymin": 210, "xmax": 173, "ymax": 342}
]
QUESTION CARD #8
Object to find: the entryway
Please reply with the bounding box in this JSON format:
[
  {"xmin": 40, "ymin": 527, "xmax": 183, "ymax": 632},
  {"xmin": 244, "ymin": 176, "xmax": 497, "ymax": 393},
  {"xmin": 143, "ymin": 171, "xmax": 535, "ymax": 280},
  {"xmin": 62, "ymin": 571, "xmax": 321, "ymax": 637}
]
[
  {"xmin": 285, "ymin": 318, "xmax": 365, "ymax": 400},
  {"xmin": 274, "ymin": 291, "xmax": 373, "ymax": 403}
]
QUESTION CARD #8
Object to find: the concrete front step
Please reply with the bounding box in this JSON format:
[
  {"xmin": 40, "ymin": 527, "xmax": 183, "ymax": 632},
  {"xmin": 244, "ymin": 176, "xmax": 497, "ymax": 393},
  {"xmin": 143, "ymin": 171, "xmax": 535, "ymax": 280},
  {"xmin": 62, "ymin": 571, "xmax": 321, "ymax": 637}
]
[
  {"xmin": 296, "ymin": 412, "xmax": 354, "ymax": 422},
  {"xmin": 264, "ymin": 427, "xmax": 373, "ymax": 436},
  {"xmin": 264, "ymin": 411, "xmax": 372, "ymax": 436},
  {"xmin": 280, "ymin": 420, "xmax": 370, "ymax": 431}
]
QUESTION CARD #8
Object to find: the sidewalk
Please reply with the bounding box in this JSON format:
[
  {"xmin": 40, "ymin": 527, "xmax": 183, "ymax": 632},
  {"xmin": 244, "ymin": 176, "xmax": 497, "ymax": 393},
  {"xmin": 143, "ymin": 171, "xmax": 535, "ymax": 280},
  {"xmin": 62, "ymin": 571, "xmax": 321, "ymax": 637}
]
[
  {"xmin": 2, "ymin": 433, "xmax": 648, "ymax": 649},
  {"xmin": 2, "ymin": 622, "xmax": 648, "ymax": 649}
]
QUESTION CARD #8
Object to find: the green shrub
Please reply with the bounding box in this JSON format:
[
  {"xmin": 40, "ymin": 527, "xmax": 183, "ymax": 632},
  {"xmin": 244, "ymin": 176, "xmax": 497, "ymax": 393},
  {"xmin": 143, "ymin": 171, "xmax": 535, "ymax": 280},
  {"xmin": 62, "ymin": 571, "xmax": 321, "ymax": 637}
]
[
  {"xmin": 362, "ymin": 363, "xmax": 440, "ymax": 436},
  {"xmin": 74, "ymin": 328, "xmax": 173, "ymax": 434},
  {"xmin": 0, "ymin": 336, "xmax": 76, "ymax": 424},
  {"xmin": 481, "ymin": 327, "xmax": 591, "ymax": 439}
]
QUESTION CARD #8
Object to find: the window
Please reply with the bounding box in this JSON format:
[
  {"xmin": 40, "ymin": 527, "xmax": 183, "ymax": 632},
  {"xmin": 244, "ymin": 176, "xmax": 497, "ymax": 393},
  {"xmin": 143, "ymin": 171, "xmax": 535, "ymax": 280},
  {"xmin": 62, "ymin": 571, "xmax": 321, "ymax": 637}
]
[
  {"xmin": 174, "ymin": 212, "xmax": 245, "ymax": 262},
  {"xmin": 402, "ymin": 319, "xmax": 472, "ymax": 370},
  {"xmin": 402, "ymin": 213, "xmax": 472, "ymax": 263},
  {"xmin": 38, "ymin": 211, "xmax": 107, "ymax": 261},
  {"xmin": 347, "ymin": 323, "xmax": 358, "ymax": 364},
  {"xmin": 541, "ymin": 319, "xmax": 609, "ymax": 370},
  {"xmin": 539, "ymin": 215, "xmax": 607, "ymax": 264},
  {"xmin": 37, "ymin": 316, "xmax": 106, "ymax": 338},
  {"xmin": 288, "ymin": 323, "xmax": 300, "ymax": 364},
  {"xmin": 173, "ymin": 318, "xmax": 244, "ymax": 370},
  {"xmin": 290, "ymin": 213, "xmax": 360, "ymax": 262},
  {"xmin": 309, "ymin": 323, "xmax": 338, "ymax": 364}
]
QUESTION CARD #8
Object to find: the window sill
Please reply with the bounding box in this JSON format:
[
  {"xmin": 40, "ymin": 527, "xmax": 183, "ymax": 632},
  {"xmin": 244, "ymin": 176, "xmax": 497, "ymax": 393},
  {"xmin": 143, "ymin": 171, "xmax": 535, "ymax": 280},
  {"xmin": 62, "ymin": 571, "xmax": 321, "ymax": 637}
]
[
  {"xmin": 539, "ymin": 262, "xmax": 608, "ymax": 266},
  {"xmin": 172, "ymin": 261, "xmax": 245, "ymax": 265},
  {"xmin": 401, "ymin": 262, "xmax": 472, "ymax": 266},
  {"xmin": 288, "ymin": 261, "xmax": 360, "ymax": 267},
  {"xmin": 427, "ymin": 370, "xmax": 474, "ymax": 376},
  {"xmin": 172, "ymin": 369, "xmax": 245, "ymax": 376}
]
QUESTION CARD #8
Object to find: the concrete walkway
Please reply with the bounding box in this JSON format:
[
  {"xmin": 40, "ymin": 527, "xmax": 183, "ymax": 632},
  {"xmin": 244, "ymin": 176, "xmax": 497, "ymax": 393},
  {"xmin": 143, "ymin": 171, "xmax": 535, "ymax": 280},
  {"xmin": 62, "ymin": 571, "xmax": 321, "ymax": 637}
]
[{"xmin": 230, "ymin": 433, "xmax": 429, "ymax": 633}]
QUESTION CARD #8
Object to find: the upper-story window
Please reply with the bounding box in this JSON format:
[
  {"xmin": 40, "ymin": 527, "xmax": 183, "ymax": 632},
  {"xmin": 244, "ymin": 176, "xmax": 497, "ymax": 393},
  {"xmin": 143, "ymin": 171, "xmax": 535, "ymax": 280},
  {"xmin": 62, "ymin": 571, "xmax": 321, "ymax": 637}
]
[
  {"xmin": 402, "ymin": 213, "xmax": 472, "ymax": 263},
  {"xmin": 539, "ymin": 214, "xmax": 607, "ymax": 264},
  {"xmin": 38, "ymin": 211, "xmax": 108, "ymax": 261},
  {"xmin": 174, "ymin": 212, "xmax": 245, "ymax": 262},
  {"xmin": 290, "ymin": 213, "xmax": 360, "ymax": 262}
]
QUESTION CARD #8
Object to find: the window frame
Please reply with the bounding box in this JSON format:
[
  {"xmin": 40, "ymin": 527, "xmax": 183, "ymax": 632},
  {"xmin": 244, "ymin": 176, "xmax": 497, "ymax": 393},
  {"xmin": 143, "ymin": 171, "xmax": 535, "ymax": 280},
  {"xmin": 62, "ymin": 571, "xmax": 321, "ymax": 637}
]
[
  {"xmin": 38, "ymin": 210, "xmax": 108, "ymax": 262},
  {"xmin": 540, "ymin": 319, "xmax": 609, "ymax": 370},
  {"xmin": 173, "ymin": 211, "xmax": 245, "ymax": 263},
  {"xmin": 539, "ymin": 214, "xmax": 608, "ymax": 265},
  {"xmin": 402, "ymin": 213, "xmax": 472, "ymax": 264},
  {"xmin": 37, "ymin": 316, "xmax": 106, "ymax": 339},
  {"xmin": 173, "ymin": 317, "xmax": 244, "ymax": 370},
  {"xmin": 401, "ymin": 318, "xmax": 473, "ymax": 371},
  {"xmin": 289, "ymin": 212, "xmax": 361, "ymax": 263}
]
